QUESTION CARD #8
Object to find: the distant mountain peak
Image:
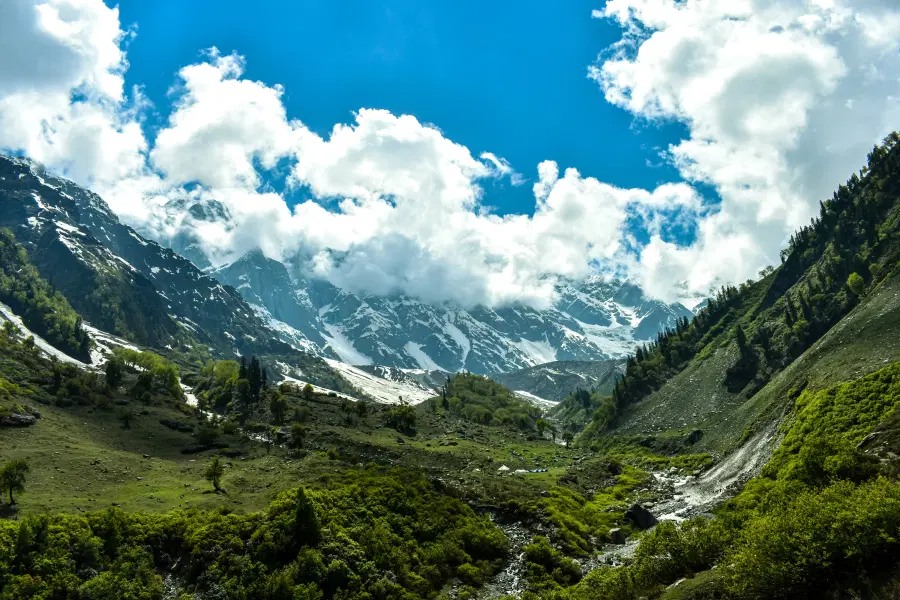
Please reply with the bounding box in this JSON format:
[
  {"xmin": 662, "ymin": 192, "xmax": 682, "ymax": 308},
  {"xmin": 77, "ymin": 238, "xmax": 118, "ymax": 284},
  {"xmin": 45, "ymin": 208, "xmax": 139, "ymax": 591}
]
[{"xmin": 211, "ymin": 248, "xmax": 692, "ymax": 377}]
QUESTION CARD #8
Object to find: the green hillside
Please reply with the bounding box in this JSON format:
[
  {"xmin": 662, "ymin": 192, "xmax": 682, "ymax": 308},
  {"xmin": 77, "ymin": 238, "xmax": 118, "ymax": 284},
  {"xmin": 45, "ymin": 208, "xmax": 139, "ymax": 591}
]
[
  {"xmin": 0, "ymin": 229, "xmax": 90, "ymax": 360},
  {"xmin": 4, "ymin": 135, "xmax": 900, "ymax": 599},
  {"xmin": 580, "ymin": 132, "xmax": 900, "ymax": 453}
]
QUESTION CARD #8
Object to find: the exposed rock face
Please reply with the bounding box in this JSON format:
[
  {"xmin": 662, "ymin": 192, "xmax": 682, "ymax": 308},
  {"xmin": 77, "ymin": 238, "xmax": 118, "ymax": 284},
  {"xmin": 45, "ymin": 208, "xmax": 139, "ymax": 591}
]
[
  {"xmin": 0, "ymin": 409, "xmax": 38, "ymax": 427},
  {"xmin": 608, "ymin": 527, "xmax": 628, "ymax": 545},
  {"xmin": 685, "ymin": 429, "xmax": 704, "ymax": 445},
  {"xmin": 211, "ymin": 248, "xmax": 693, "ymax": 377},
  {"xmin": 624, "ymin": 503, "xmax": 658, "ymax": 529}
]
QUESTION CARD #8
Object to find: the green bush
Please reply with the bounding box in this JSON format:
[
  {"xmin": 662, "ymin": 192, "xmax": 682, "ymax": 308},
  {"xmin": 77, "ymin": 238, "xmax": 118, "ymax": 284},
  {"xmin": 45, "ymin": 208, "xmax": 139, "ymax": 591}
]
[
  {"xmin": 847, "ymin": 271, "xmax": 865, "ymax": 295},
  {"xmin": 425, "ymin": 373, "xmax": 540, "ymax": 430},
  {"xmin": 0, "ymin": 470, "xmax": 508, "ymax": 600},
  {"xmin": 112, "ymin": 347, "xmax": 184, "ymax": 402}
]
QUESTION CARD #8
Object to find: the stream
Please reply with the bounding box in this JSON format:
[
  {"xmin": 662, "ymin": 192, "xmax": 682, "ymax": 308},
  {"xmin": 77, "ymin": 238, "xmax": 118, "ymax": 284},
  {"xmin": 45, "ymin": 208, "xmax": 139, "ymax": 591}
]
[{"xmin": 476, "ymin": 420, "xmax": 782, "ymax": 598}]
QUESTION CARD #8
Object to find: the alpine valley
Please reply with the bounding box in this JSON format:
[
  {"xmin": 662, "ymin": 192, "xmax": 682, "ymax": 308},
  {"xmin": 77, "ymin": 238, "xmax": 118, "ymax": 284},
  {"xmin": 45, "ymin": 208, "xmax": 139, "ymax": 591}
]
[
  {"xmin": 3, "ymin": 134, "xmax": 900, "ymax": 600},
  {"xmin": 0, "ymin": 152, "xmax": 690, "ymax": 402}
]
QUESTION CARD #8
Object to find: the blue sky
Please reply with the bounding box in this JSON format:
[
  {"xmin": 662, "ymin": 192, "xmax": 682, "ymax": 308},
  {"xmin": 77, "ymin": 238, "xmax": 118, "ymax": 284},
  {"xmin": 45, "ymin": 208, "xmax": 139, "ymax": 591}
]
[
  {"xmin": 3, "ymin": 0, "xmax": 897, "ymax": 305},
  {"xmin": 115, "ymin": 0, "xmax": 687, "ymax": 217}
]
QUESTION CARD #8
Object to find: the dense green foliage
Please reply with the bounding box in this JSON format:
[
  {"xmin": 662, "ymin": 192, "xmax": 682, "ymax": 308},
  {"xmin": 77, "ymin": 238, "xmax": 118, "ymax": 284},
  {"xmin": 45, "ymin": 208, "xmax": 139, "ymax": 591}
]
[
  {"xmin": 548, "ymin": 360, "xmax": 900, "ymax": 600},
  {"xmin": 580, "ymin": 133, "xmax": 900, "ymax": 446},
  {"xmin": 761, "ymin": 362, "xmax": 900, "ymax": 484},
  {"xmin": 523, "ymin": 536, "xmax": 582, "ymax": 591},
  {"xmin": 0, "ymin": 312, "xmax": 190, "ymax": 425},
  {"xmin": 385, "ymin": 404, "xmax": 417, "ymax": 433},
  {"xmin": 112, "ymin": 347, "xmax": 184, "ymax": 403},
  {"xmin": 192, "ymin": 358, "xmax": 244, "ymax": 411},
  {"xmin": 424, "ymin": 373, "xmax": 541, "ymax": 429},
  {"xmin": 0, "ymin": 229, "xmax": 90, "ymax": 359},
  {"xmin": 532, "ymin": 465, "xmax": 646, "ymax": 557},
  {"xmin": 552, "ymin": 387, "xmax": 618, "ymax": 435},
  {"xmin": 0, "ymin": 469, "xmax": 508, "ymax": 600}
]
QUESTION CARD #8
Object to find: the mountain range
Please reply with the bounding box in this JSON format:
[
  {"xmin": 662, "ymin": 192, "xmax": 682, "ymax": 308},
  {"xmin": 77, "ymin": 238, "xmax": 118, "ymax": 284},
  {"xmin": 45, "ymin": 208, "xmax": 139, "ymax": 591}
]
[
  {"xmin": 4, "ymin": 134, "xmax": 900, "ymax": 600},
  {"xmin": 204, "ymin": 234, "xmax": 692, "ymax": 376},
  {"xmin": 0, "ymin": 153, "xmax": 690, "ymax": 402}
]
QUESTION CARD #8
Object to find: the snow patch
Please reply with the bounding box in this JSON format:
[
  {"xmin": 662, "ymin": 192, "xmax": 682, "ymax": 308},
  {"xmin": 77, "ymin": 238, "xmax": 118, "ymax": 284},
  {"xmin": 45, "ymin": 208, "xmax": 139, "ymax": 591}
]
[
  {"xmin": 0, "ymin": 301, "xmax": 87, "ymax": 367},
  {"xmin": 83, "ymin": 324, "xmax": 141, "ymax": 366},
  {"xmin": 513, "ymin": 337, "xmax": 557, "ymax": 366},
  {"xmin": 325, "ymin": 359, "xmax": 436, "ymax": 405},
  {"xmin": 54, "ymin": 221, "xmax": 83, "ymax": 235},
  {"xmin": 577, "ymin": 320, "xmax": 637, "ymax": 358},
  {"xmin": 513, "ymin": 390, "xmax": 558, "ymax": 412},
  {"xmin": 181, "ymin": 383, "xmax": 199, "ymax": 407},
  {"xmin": 404, "ymin": 342, "xmax": 445, "ymax": 371},
  {"xmin": 248, "ymin": 303, "xmax": 319, "ymax": 354},
  {"xmin": 323, "ymin": 324, "xmax": 373, "ymax": 365},
  {"xmin": 275, "ymin": 361, "xmax": 361, "ymax": 402},
  {"xmin": 128, "ymin": 231, "xmax": 148, "ymax": 246},
  {"xmin": 443, "ymin": 320, "xmax": 471, "ymax": 365}
]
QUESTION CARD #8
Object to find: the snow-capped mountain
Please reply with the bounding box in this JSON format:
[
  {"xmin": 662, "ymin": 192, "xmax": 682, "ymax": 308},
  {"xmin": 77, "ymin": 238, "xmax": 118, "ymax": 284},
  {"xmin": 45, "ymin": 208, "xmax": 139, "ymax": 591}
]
[
  {"xmin": 0, "ymin": 153, "xmax": 692, "ymax": 390},
  {"xmin": 0, "ymin": 155, "xmax": 295, "ymax": 358},
  {"xmin": 211, "ymin": 247, "xmax": 693, "ymax": 377},
  {"xmin": 494, "ymin": 359, "xmax": 626, "ymax": 402}
]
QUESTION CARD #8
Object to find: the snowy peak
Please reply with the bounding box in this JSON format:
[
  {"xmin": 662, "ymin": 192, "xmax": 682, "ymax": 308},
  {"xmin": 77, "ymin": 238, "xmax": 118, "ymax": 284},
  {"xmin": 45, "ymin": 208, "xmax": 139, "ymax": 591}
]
[
  {"xmin": 212, "ymin": 248, "xmax": 332, "ymax": 354},
  {"xmin": 0, "ymin": 155, "xmax": 292, "ymax": 358},
  {"xmin": 204, "ymin": 248, "xmax": 693, "ymax": 377}
]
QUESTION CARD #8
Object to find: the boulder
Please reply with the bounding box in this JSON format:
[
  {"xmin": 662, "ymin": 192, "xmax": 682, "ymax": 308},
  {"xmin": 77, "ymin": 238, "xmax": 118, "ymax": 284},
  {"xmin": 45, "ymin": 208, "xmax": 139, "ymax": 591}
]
[
  {"xmin": 857, "ymin": 432, "xmax": 879, "ymax": 449},
  {"xmin": 0, "ymin": 411, "xmax": 37, "ymax": 427},
  {"xmin": 624, "ymin": 503, "xmax": 658, "ymax": 529},
  {"xmin": 609, "ymin": 528, "xmax": 628, "ymax": 545},
  {"xmin": 685, "ymin": 429, "xmax": 704, "ymax": 445}
]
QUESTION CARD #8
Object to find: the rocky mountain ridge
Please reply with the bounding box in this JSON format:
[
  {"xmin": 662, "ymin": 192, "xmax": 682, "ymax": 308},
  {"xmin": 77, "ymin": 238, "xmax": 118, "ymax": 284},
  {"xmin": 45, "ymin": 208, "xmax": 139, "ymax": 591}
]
[
  {"xmin": 0, "ymin": 155, "xmax": 293, "ymax": 359},
  {"xmin": 210, "ymin": 247, "xmax": 692, "ymax": 377}
]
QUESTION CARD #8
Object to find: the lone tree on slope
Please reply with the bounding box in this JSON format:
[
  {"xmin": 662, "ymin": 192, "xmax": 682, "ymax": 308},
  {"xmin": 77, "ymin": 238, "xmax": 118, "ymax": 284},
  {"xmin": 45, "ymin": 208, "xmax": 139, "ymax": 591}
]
[
  {"xmin": 205, "ymin": 456, "xmax": 225, "ymax": 492},
  {"xmin": 0, "ymin": 459, "xmax": 29, "ymax": 505}
]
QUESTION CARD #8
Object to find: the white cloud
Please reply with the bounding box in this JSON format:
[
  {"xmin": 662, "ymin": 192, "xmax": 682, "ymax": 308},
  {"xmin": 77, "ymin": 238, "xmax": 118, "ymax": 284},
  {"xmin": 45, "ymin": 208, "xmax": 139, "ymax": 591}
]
[
  {"xmin": 592, "ymin": 0, "xmax": 900, "ymax": 299},
  {"xmin": 150, "ymin": 49, "xmax": 304, "ymax": 189},
  {"xmin": 3, "ymin": 0, "xmax": 899, "ymax": 308},
  {"xmin": 121, "ymin": 68, "xmax": 696, "ymax": 307},
  {"xmin": 0, "ymin": 0, "xmax": 147, "ymax": 187}
]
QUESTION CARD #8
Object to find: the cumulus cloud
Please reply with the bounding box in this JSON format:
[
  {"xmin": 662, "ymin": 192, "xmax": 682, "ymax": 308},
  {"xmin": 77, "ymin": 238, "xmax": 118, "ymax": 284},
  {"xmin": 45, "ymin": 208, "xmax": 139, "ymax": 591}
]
[
  {"xmin": 2, "ymin": 0, "xmax": 899, "ymax": 307},
  {"xmin": 0, "ymin": 0, "xmax": 147, "ymax": 186},
  {"xmin": 592, "ymin": 0, "xmax": 900, "ymax": 299},
  {"xmin": 150, "ymin": 49, "xmax": 305, "ymax": 189}
]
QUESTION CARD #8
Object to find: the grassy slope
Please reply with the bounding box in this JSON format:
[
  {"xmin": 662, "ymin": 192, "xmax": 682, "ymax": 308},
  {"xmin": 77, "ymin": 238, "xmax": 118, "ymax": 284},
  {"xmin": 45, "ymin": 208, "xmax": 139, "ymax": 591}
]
[
  {"xmin": 614, "ymin": 270, "xmax": 900, "ymax": 454},
  {"xmin": 601, "ymin": 136, "xmax": 900, "ymax": 455},
  {"xmin": 2, "ymin": 393, "xmax": 588, "ymax": 515}
]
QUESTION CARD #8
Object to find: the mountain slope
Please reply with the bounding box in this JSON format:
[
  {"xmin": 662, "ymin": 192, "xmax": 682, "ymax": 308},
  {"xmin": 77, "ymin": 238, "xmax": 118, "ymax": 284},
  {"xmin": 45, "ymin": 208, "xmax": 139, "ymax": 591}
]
[
  {"xmin": 211, "ymin": 249, "xmax": 333, "ymax": 355},
  {"xmin": 585, "ymin": 132, "xmax": 900, "ymax": 454},
  {"xmin": 494, "ymin": 359, "xmax": 624, "ymax": 401},
  {"xmin": 212, "ymin": 247, "xmax": 692, "ymax": 376},
  {"xmin": 0, "ymin": 155, "xmax": 293, "ymax": 359},
  {"xmin": 0, "ymin": 228, "xmax": 91, "ymax": 361}
]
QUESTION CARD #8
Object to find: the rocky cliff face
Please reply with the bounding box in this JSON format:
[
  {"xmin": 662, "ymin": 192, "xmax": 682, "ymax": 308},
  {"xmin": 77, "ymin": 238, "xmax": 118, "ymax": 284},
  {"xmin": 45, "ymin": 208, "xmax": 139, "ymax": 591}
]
[
  {"xmin": 212, "ymin": 247, "xmax": 693, "ymax": 376},
  {"xmin": 0, "ymin": 155, "xmax": 291, "ymax": 358}
]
